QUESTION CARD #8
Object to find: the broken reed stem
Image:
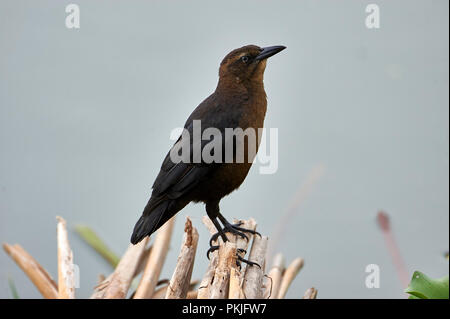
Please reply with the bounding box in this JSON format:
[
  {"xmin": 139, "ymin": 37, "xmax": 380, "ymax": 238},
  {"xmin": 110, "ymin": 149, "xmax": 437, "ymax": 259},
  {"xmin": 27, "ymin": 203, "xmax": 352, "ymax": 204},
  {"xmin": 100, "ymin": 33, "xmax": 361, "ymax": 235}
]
[
  {"xmin": 3, "ymin": 243, "xmax": 58, "ymax": 299},
  {"xmin": 198, "ymin": 216, "xmax": 257, "ymax": 299},
  {"xmin": 277, "ymin": 257, "xmax": 304, "ymax": 298},
  {"xmin": 228, "ymin": 218, "xmax": 257, "ymax": 299},
  {"xmin": 242, "ymin": 235, "xmax": 268, "ymax": 299},
  {"xmin": 197, "ymin": 216, "xmax": 222, "ymax": 299},
  {"xmin": 229, "ymin": 266, "xmax": 242, "ymax": 299},
  {"xmin": 92, "ymin": 244, "xmax": 151, "ymax": 298},
  {"xmin": 232, "ymin": 218, "xmax": 257, "ymax": 284},
  {"xmin": 165, "ymin": 217, "xmax": 199, "ymax": 299},
  {"xmin": 134, "ymin": 216, "xmax": 175, "ymax": 299},
  {"xmin": 92, "ymin": 237, "xmax": 149, "ymax": 299},
  {"xmin": 133, "ymin": 245, "xmax": 152, "ymax": 278},
  {"xmin": 56, "ymin": 216, "xmax": 75, "ymax": 299},
  {"xmin": 265, "ymin": 253, "xmax": 285, "ymax": 299},
  {"xmin": 208, "ymin": 241, "xmax": 237, "ymax": 299},
  {"xmin": 303, "ymin": 287, "xmax": 318, "ymax": 299}
]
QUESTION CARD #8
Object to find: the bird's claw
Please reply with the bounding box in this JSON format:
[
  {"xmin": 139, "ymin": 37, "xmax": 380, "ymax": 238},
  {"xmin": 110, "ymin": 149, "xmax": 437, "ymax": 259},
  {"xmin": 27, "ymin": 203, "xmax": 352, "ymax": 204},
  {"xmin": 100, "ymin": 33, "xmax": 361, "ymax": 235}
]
[
  {"xmin": 221, "ymin": 222, "xmax": 260, "ymax": 241},
  {"xmin": 228, "ymin": 224, "xmax": 261, "ymax": 238},
  {"xmin": 207, "ymin": 245, "xmax": 219, "ymax": 260},
  {"xmin": 208, "ymin": 223, "xmax": 253, "ymax": 246},
  {"xmin": 237, "ymin": 248, "xmax": 247, "ymax": 255},
  {"xmin": 237, "ymin": 255, "xmax": 261, "ymax": 269}
]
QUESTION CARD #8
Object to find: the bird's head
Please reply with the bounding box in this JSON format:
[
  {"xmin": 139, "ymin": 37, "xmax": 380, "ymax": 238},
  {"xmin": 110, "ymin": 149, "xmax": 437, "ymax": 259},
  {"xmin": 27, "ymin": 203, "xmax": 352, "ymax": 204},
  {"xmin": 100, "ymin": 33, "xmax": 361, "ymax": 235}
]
[{"xmin": 218, "ymin": 45, "xmax": 286, "ymax": 86}]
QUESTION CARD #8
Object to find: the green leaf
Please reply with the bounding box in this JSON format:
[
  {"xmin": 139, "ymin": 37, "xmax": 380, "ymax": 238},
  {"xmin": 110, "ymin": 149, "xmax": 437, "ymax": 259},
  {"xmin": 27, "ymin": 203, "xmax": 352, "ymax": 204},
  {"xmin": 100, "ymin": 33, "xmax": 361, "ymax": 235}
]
[
  {"xmin": 8, "ymin": 277, "xmax": 20, "ymax": 299},
  {"xmin": 405, "ymin": 271, "xmax": 449, "ymax": 299},
  {"xmin": 74, "ymin": 224, "xmax": 120, "ymax": 268}
]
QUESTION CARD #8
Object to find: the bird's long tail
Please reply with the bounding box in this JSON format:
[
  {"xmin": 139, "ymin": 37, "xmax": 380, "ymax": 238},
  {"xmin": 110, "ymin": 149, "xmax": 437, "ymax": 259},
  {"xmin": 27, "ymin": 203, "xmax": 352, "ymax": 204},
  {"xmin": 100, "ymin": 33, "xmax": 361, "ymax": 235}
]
[{"xmin": 130, "ymin": 198, "xmax": 186, "ymax": 244}]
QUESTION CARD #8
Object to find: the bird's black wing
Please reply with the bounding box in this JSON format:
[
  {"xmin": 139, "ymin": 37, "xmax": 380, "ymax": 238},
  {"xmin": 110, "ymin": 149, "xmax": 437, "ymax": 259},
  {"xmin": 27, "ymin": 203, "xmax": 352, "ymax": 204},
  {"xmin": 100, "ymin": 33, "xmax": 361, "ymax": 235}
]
[
  {"xmin": 131, "ymin": 122, "xmax": 213, "ymax": 244},
  {"xmin": 149, "ymin": 93, "xmax": 241, "ymax": 203},
  {"xmin": 151, "ymin": 151, "xmax": 210, "ymax": 201},
  {"xmin": 131, "ymin": 93, "xmax": 244, "ymax": 243},
  {"xmin": 149, "ymin": 123, "xmax": 212, "ymax": 202}
]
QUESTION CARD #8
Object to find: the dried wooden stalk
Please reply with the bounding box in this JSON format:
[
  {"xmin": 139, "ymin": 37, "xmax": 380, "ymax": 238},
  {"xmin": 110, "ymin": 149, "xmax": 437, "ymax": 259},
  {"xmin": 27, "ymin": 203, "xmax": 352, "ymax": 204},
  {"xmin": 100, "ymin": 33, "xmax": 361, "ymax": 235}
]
[
  {"xmin": 197, "ymin": 216, "xmax": 222, "ymax": 299},
  {"xmin": 165, "ymin": 217, "xmax": 199, "ymax": 299},
  {"xmin": 228, "ymin": 218, "xmax": 257, "ymax": 298},
  {"xmin": 133, "ymin": 245, "xmax": 152, "ymax": 278},
  {"xmin": 232, "ymin": 218, "xmax": 257, "ymax": 283},
  {"xmin": 199, "ymin": 216, "xmax": 257, "ymax": 299},
  {"xmin": 56, "ymin": 216, "xmax": 75, "ymax": 299},
  {"xmin": 208, "ymin": 241, "xmax": 237, "ymax": 299},
  {"xmin": 3, "ymin": 243, "xmax": 58, "ymax": 299},
  {"xmin": 229, "ymin": 266, "xmax": 243, "ymax": 299},
  {"xmin": 277, "ymin": 257, "xmax": 304, "ymax": 298},
  {"xmin": 134, "ymin": 216, "xmax": 175, "ymax": 299},
  {"xmin": 242, "ymin": 235, "xmax": 268, "ymax": 299},
  {"xmin": 92, "ymin": 244, "xmax": 151, "ymax": 299},
  {"xmin": 264, "ymin": 253, "xmax": 285, "ymax": 299},
  {"xmin": 92, "ymin": 237, "xmax": 149, "ymax": 299}
]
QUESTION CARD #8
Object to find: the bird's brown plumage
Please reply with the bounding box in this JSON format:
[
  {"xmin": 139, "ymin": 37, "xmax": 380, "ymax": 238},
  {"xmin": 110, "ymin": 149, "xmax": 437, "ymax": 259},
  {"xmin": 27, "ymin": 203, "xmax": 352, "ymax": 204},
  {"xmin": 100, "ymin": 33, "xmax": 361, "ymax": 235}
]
[{"xmin": 131, "ymin": 44, "xmax": 285, "ymax": 244}]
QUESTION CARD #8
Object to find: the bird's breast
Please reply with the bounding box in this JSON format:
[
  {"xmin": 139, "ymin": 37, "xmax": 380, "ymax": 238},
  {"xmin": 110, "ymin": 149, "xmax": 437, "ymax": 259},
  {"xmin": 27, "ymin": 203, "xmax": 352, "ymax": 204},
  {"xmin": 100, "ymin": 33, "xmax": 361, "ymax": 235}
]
[{"xmin": 205, "ymin": 91, "xmax": 267, "ymax": 201}]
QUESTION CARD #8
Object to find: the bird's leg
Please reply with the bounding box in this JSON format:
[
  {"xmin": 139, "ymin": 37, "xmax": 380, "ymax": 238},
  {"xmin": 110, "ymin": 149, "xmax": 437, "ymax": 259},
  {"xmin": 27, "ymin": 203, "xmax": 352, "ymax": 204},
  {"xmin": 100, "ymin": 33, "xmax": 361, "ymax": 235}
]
[
  {"xmin": 206, "ymin": 217, "xmax": 228, "ymax": 259},
  {"xmin": 211, "ymin": 217, "xmax": 229, "ymax": 243},
  {"xmin": 206, "ymin": 201, "xmax": 229, "ymax": 259}
]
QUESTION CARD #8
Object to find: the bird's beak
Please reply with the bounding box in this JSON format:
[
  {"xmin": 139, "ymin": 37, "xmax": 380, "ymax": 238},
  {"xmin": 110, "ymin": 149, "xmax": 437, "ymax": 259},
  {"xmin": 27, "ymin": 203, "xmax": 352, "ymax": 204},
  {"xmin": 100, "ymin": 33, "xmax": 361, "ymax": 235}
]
[{"xmin": 255, "ymin": 45, "xmax": 286, "ymax": 60}]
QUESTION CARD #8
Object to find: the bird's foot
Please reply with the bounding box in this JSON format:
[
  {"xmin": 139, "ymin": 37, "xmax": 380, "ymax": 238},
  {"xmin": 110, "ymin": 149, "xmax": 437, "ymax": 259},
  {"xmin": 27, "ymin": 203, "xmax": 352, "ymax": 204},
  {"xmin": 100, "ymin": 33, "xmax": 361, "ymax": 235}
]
[
  {"xmin": 208, "ymin": 221, "xmax": 261, "ymax": 246},
  {"xmin": 207, "ymin": 236, "xmax": 261, "ymax": 270},
  {"xmin": 222, "ymin": 220, "xmax": 261, "ymax": 240},
  {"xmin": 207, "ymin": 217, "xmax": 261, "ymax": 267},
  {"xmin": 207, "ymin": 245, "xmax": 260, "ymax": 268}
]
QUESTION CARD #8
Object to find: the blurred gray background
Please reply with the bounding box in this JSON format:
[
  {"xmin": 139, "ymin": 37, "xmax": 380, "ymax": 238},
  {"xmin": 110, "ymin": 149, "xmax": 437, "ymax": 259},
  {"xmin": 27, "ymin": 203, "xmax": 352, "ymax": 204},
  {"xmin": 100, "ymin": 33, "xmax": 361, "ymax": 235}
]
[{"xmin": 0, "ymin": 0, "xmax": 448, "ymax": 298}]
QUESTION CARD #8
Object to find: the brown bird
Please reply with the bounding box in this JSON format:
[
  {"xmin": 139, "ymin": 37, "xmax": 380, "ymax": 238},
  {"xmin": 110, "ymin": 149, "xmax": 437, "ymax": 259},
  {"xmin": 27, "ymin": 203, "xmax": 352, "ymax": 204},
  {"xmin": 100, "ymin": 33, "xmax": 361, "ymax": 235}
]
[{"xmin": 131, "ymin": 45, "xmax": 286, "ymax": 262}]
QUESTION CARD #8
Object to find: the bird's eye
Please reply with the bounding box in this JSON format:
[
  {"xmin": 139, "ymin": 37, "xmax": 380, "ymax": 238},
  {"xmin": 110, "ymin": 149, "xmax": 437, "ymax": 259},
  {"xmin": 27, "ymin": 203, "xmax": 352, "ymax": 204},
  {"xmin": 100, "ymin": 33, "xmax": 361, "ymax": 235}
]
[{"xmin": 241, "ymin": 56, "xmax": 249, "ymax": 63}]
